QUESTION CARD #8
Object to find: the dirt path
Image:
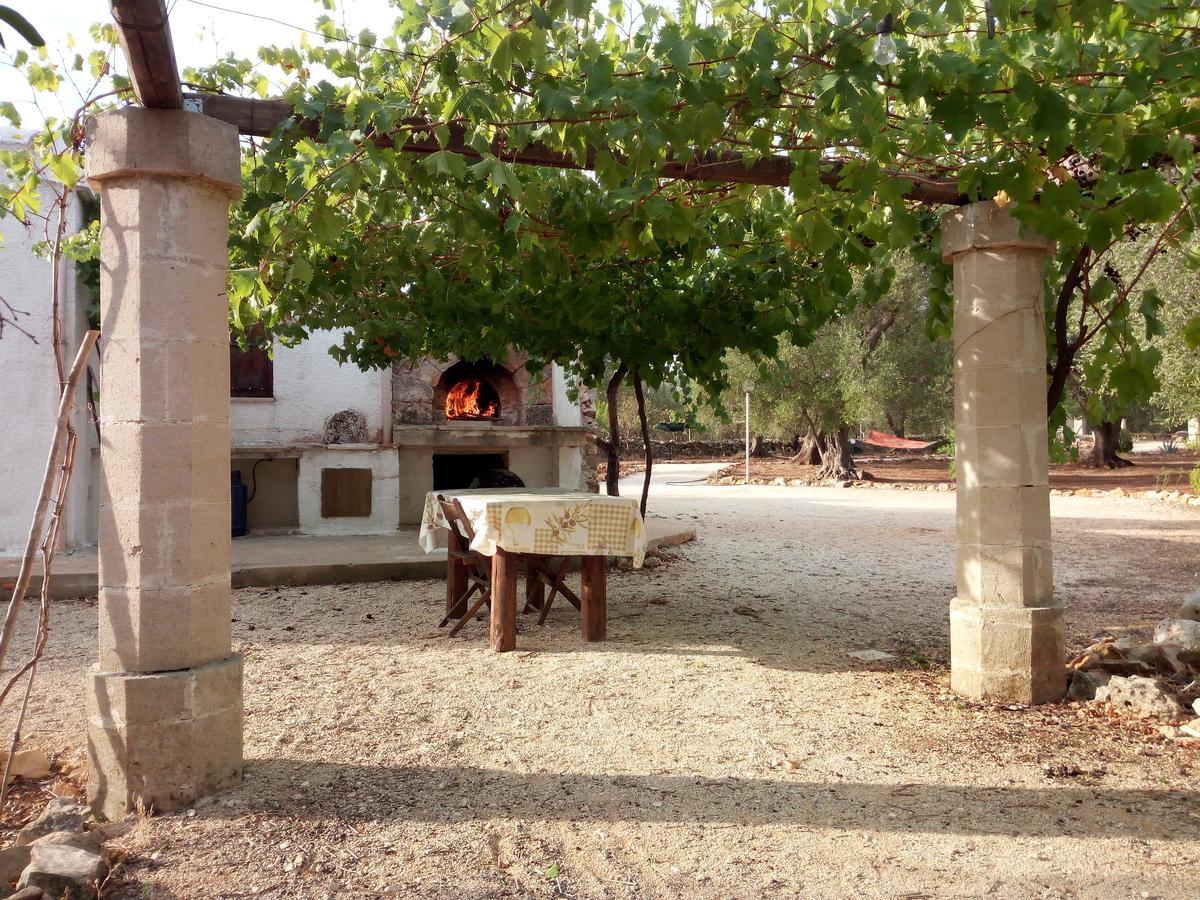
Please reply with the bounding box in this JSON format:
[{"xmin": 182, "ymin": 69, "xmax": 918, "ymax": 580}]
[
  {"xmin": 3, "ymin": 464, "xmax": 1199, "ymax": 898},
  {"xmin": 708, "ymin": 449, "xmax": 1198, "ymax": 494}
]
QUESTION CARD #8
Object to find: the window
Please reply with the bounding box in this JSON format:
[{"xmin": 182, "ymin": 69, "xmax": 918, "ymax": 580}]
[{"xmin": 230, "ymin": 323, "xmax": 273, "ymax": 398}]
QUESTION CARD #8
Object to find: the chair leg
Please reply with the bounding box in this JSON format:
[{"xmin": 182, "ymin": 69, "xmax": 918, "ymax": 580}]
[
  {"xmin": 448, "ymin": 587, "xmax": 492, "ymax": 637},
  {"xmin": 535, "ymin": 558, "xmax": 580, "ymax": 624},
  {"xmin": 439, "ymin": 582, "xmax": 480, "ymax": 628}
]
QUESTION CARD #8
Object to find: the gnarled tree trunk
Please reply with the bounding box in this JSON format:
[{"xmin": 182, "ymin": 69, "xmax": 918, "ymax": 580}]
[
  {"xmin": 815, "ymin": 424, "xmax": 860, "ymax": 481},
  {"xmin": 1089, "ymin": 420, "xmax": 1134, "ymax": 469},
  {"xmin": 605, "ymin": 364, "xmax": 627, "ymax": 496},
  {"xmin": 791, "ymin": 429, "xmax": 825, "ymax": 465},
  {"xmin": 885, "ymin": 411, "xmax": 906, "ymax": 439},
  {"xmin": 750, "ymin": 434, "xmax": 765, "ymax": 457}
]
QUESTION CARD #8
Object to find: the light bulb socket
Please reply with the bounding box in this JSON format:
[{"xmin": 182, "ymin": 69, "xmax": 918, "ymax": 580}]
[{"xmin": 875, "ymin": 12, "xmax": 894, "ymax": 35}]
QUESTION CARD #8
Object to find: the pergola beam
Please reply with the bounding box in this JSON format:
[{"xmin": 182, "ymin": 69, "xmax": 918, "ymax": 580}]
[
  {"xmin": 111, "ymin": 0, "xmax": 182, "ymax": 110},
  {"xmin": 185, "ymin": 92, "xmax": 968, "ymax": 206}
]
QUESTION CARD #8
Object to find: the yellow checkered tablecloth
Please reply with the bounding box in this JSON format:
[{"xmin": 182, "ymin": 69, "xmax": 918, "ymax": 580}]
[{"xmin": 419, "ymin": 488, "xmax": 646, "ymax": 568}]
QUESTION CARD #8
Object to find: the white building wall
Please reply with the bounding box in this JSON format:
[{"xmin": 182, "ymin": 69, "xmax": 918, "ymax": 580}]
[
  {"xmin": 297, "ymin": 445, "xmax": 400, "ymax": 535},
  {"xmin": 551, "ymin": 363, "xmax": 582, "ymax": 427},
  {"xmin": 231, "ymin": 329, "xmax": 391, "ymax": 446},
  {"xmin": 0, "ymin": 135, "xmax": 95, "ymax": 554}
]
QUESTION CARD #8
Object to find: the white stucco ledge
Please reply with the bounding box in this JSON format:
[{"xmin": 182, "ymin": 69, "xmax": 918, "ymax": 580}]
[{"xmin": 393, "ymin": 425, "xmax": 589, "ymax": 448}]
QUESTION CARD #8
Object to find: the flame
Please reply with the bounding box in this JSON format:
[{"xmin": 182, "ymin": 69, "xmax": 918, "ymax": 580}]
[{"xmin": 445, "ymin": 378, "xmax": 498, "ymax": 420}]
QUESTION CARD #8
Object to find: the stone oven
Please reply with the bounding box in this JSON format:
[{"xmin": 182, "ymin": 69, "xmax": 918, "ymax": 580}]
[
  {"xmin": 391, "ymin": 350, "xmax": 588, "ymax": 522},
  {"xmin": 393, "ymin": 351, "xmax": 552, "ymax": 427}
]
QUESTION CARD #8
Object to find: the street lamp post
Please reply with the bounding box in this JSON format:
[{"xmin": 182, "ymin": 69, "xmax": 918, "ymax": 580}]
[{"xmin": 742, "ymin": 381, "xmax": 754, "ymax": 484}]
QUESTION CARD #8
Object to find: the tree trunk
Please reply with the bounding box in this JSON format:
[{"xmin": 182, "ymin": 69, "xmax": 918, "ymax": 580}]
[
  {"xmin": 1089, "ymin": 420, "xmax": 1134, "ymax": 469},
  {"xmin": 815, "ymin": 424, "xmax": 860, "ymax": 481},
  {"xmin": 750, "ymin": 434, "xmax": 765, "ymax": 457},
  {"xmin": 632, "ymin": 370, "xmax": 652, "ymax": 518},
  {"xmin": 604, "ymin": 364, "xmax": 627, "ymax": 496},
  {"xmin": 885, "ymin": 411, "xmax": 906, "ymax": 439},
  {"xmin": 790, "ymin": 429, "xmax": 825, "ymax": 465}
]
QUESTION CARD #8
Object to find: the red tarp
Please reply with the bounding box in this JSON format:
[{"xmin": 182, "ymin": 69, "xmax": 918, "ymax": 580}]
[{"xmin": 862, "ymin": 430, "xmax": 942, "ymax": 451}]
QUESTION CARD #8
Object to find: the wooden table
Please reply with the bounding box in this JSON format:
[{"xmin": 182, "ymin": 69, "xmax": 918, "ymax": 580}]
[{"xmin": 420, "ymin": 489, "xmax": 646, "ymax": 651}]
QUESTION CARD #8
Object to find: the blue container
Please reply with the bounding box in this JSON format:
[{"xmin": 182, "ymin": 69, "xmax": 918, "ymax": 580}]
[{"xmin": 231, "ymin": 471, "xmax": 248, "ymax": 538}]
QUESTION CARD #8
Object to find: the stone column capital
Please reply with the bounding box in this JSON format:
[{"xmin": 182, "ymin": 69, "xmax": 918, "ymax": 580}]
[
  {"xmin": 940, "ymin": 201, "xmax": 1053, "ymax": 262},
  {"xmin": 86, "ymin": 107, "xmax": 242, "ymax": 198}
]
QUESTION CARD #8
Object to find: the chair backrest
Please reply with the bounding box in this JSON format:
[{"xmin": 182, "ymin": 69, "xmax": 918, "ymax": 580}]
[{"xmin": 436, "ymin": 495, "xmax": 476, "ymax": 544}]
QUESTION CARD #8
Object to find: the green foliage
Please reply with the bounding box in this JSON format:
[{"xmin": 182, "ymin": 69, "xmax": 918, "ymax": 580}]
[
  {"xmin": 1190, "ymin": 462, "xmax": 1200, "ymax": 495},
  {"xmin": 4, "ymin": 3, "xmax": 1200, "ymax": 418},
  {"xmin": 712, "ymin": 252, "xmax": 952, "ymax": 442}
]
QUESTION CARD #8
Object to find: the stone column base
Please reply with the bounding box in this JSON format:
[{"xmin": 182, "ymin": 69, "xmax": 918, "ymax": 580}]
[
  {"xmin": 86, "ymin": 655, "xmax": 243, "ymax": 820},
  {"xmin": 949, "ymin": 598, "xmax": 1067, "ymax": 703}
]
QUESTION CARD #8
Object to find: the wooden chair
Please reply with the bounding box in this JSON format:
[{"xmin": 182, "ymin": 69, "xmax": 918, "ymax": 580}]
[
  {"xmin": 523, "ymin": 554, "xmax": 582, "ymax": 625},
  {"xmin": 437, "ymin": 495, "xmax": 493, "ymax": 636}
]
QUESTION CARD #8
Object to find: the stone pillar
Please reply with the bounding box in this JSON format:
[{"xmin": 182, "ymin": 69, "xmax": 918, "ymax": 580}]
[
  {"xmin": 942, "ymin": 201, "xmax": 1065, "ymax": 704},
  {"xmin": 85, "ymin": 108, "xmax": 243, "ymax": 818}
]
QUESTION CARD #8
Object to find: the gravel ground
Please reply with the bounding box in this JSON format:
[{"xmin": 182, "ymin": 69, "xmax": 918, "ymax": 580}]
[{"xmin": 3, "ymin": 462, "xmax": 1199, "ymax": 899}]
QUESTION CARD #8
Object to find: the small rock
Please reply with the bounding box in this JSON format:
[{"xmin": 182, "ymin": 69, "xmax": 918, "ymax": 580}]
[
  {"xmin": 1, "ymin": 749, "xmax": 50, "ymax": 783},
  {"xmin": 847, "ymin": 649, "xmax": 896, "ymax": 662},
  {"xmin": 1067, "ymin": 669, "xmax": 1107, "ymax": 701},
  {"xmin": 30, "ymin": 831, "xmax": 104, "ymax": 855},
  {"xmin": 1153, "ymin": 618, "xmax": 1200, "ymax": 672},
  {"xmin": 0, "ymin": 844, "xmax": 32, "ymax": 887},
  {"xmin": 1129, "ymin": 642, "xmax": 1175, "ymax": 675},
  {"xmin": 17, "ymin": 843, "xmax": 106, "ymax": 900},
  {"xmin": 1182, "ymin": 718, "xmax": 1200, "ymax": 738},
  {"xmin": 1181, "ymin": 591, "xmax": 1200, "ymax": 623},
  {"xmin": 771, "ymin": 476, "xmax": 786, "ymax": 486},
  {"xmin": 1104, "ymin": 675, "xmax": 1183, "ymax": 721},
  {"xmin": 8, "ymin": 887, "xmax": 47, "ymax": 900},
  {"xmin": 16, "ymin": 799, "xmax": 90, "ymax": 847}
]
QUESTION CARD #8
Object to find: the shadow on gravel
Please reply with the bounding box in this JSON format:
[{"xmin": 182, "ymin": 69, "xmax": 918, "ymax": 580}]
[{"xmin": 218, "ymin": 760, "xmax": 1195, "ymax": 841}]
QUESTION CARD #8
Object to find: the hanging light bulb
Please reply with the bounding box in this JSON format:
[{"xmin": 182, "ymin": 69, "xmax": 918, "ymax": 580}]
[{"xmin": 873, "ymin": 13, "xmax": 897, "ymax": 66}]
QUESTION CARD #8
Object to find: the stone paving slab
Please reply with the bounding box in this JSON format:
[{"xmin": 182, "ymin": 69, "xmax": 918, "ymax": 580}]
[{"xmin": 0, "ymin": 521, "xmax": 696, "ymax": 598}]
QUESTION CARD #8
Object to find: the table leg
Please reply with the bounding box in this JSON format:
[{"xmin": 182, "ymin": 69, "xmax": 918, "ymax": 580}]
[
  {"xmin": 445, "ymin": 530, "xmax": 468, "ymax": 619},
  {"xmin": 581, "ymin": 555, "xmax": 607, "ymax": 642},
  {"xmin": 490, "ymin": 548, "xmax": 517, "ymax": 652}
]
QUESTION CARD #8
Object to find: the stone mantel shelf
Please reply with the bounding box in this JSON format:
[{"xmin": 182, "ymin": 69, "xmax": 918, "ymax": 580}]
[
  {"xmin": 231, "ymin": 443, "xmax": 382, "ymax": 459},
  {"xmin": 394, "ymin": 424, "xmax": 588, "ymax": 449}
]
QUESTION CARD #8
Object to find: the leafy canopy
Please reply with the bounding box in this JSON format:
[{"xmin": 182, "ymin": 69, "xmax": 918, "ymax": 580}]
[{"xmin": 3, "ymin": 1, "xmax": 1200, "ymax": 403}]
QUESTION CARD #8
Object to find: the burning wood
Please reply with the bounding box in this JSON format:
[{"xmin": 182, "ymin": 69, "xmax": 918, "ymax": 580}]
[{"xmin": 445, "ymin": 378, "xmax": 498, "ymax": 420}]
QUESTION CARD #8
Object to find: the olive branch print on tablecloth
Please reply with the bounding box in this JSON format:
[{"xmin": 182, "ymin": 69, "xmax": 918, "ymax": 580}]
[{"xmin": 544, "ymin": 503, "xmax": 590, "ymax": 546}]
